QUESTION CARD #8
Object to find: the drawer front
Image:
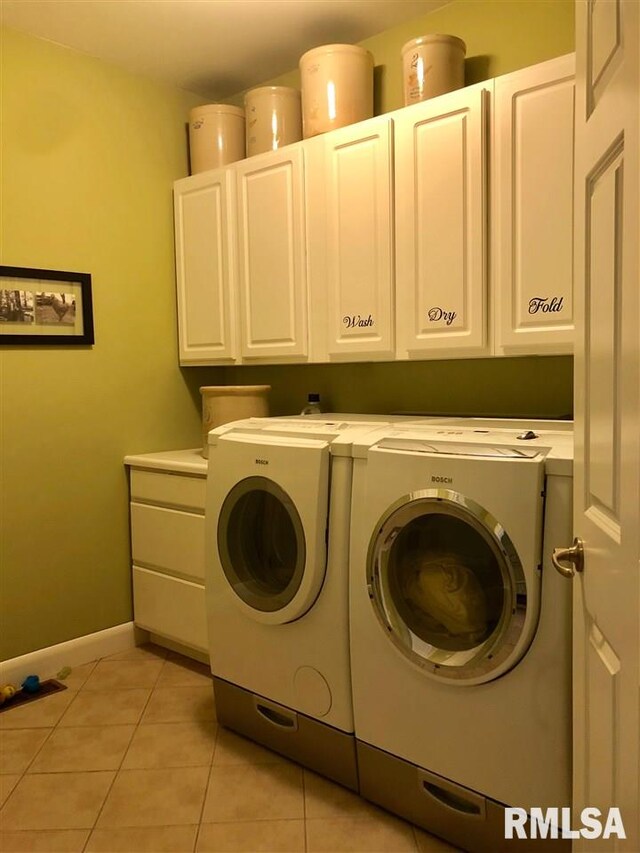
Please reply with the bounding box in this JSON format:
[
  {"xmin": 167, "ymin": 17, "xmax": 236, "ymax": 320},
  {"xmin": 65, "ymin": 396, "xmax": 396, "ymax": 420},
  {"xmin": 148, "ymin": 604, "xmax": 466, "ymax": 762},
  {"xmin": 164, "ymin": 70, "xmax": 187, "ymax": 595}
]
[
  {"xmin": 131, "ymin": 503, "xmax": 205, "ymax": 581},
  {"xmin": 130, "ymin": 469, "xmax": 206, "ymax": 512},
  {"xmin": 133, "ymin": 566, "xmax": 208, "ymax": 653}
]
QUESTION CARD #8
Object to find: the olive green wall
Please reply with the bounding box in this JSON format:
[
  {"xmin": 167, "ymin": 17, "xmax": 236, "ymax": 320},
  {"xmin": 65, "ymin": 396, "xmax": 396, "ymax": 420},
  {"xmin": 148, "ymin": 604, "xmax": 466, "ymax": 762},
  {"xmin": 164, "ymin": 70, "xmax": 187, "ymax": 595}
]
[
  {"xmin": 0, "ymin": 27, "xmax": 220, "ymax": 659},
  {"xmin": 226, "ymin": 0, "xmax": 575, "ymax": 113},
  {"xmin": 1, "ymin": 0, "xmax": 575, "ymax": 660},
  {"xmin": 218, "ymin": 358, "xmax": 573, "ymax": 420}
]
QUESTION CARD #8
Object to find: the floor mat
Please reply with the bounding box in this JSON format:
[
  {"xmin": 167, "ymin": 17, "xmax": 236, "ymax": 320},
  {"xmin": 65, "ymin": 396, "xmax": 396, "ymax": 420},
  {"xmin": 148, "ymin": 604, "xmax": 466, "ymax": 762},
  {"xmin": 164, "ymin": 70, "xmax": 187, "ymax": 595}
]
[{"xmin": 0, "ymin": 678, "xmax": 67, "ymax": 713}]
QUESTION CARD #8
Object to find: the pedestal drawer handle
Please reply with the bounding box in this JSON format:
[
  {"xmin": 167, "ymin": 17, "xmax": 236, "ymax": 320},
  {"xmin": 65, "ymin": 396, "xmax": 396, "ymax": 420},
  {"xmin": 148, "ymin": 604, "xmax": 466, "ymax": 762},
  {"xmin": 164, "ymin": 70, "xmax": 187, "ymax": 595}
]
[{"xmin": 254, "ymin": 700, "xmax": 298, "ymax": 731}]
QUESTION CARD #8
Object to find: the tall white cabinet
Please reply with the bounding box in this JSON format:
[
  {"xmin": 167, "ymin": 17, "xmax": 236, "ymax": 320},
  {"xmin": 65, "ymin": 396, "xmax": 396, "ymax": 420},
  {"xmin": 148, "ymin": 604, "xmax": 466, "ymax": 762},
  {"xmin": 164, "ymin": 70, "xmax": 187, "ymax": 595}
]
[
  {"xmin": 306, "ymin": 116, "xmax": 395, "ymax": 362},
  {"xmin": 174, "ymin": 169, "xmax": 238, "ymax": 364},
  {"xmin": 492, "ymin": 53, "xmax": 576, "ymax": 355},
  {"xmin": 235, "ymin": 146, "xmax": 309, "ymax": 361},
  {"xmin": 395, "ymin": 83, "xmax": 490, "ymax": 360}
]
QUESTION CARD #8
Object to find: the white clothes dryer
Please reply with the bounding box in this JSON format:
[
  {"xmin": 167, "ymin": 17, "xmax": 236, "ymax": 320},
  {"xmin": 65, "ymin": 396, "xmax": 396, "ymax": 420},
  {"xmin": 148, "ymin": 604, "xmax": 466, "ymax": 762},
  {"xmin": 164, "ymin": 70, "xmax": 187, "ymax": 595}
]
[
  {"xmin": 348, "ymin": 421, "xmax": 573, "ymax": 851},
  {"xmin": 205, "ymin": 415, "xmax": 397, "ymax": 789}
]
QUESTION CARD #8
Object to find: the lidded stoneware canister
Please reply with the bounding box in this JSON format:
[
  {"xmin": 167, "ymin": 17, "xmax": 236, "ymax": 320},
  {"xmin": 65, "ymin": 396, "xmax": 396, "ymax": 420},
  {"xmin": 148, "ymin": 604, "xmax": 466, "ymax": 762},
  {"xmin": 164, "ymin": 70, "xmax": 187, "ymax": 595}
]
[
  {"xmin": 299, "ymin": 43, "xmax": 374, "ymax": 138},
  {"xmin": 199, "ymin": 385, "xmax": 270, "ymax": 458},
  {"xmin": 188, "ymin": 104, "xmax": 245, "ymax": 174},
  {"xmin": 244, "ymin": 86, "xmax": 302, "ymax": 157},
  {"xmin": 401, "ymin": 34, "xmax": 466, "ymax": 105}
]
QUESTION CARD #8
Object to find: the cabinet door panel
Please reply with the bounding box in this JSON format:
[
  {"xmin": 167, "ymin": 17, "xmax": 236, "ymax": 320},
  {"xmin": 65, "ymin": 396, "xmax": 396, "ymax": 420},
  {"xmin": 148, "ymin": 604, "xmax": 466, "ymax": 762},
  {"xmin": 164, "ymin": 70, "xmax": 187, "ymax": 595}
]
[
  {"xmin": 236, "ymin": 148, "xmax": 308, "ymax": 360},
  {"xmin": 133, "ymin": 566, "xmax": 208, "ymax": 653},
  {"xmin": 494, "ymin": 54, "xmax": 575, "ymax": 354},
  {"xmin": 325, "ymin": 118, "xmax": 394, "ymax": 359},
  {"xmin": 395, "ymin": 84, "xmax": 488, "ymax": 359},
  {"xmin": 174, "ymin": 170, "xmax": 237, "ymax": 364},
  {"xmin": 130, "ymin": 470, "xmax": 206, "ymax": 513},
  {"xmin": 131, "ymin": 503, "xmax": 205, "ymax": 582}
]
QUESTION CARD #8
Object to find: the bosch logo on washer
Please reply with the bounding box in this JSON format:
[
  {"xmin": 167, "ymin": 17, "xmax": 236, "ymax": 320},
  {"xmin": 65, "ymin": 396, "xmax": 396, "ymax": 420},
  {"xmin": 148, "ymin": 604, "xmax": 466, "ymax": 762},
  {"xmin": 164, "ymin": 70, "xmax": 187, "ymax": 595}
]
[
  {"xmin": 255, "ymin": 458, "xmax": 269, "ymax": 466},
  {"xmin": 431, "ymin": 475, "xmax": 453, "ymax": 484}
]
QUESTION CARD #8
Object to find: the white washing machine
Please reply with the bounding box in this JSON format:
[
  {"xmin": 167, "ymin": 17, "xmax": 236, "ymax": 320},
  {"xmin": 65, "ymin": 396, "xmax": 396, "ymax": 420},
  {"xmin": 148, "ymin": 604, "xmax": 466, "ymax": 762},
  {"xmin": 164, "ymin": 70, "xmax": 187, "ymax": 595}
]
[
  {"xmin": 205, "ymin": 414, "xmax": 399, "ymax": 789},
  {"xmin": 348, "ymin": 421, "xmax": 573, "ymax": 851}
]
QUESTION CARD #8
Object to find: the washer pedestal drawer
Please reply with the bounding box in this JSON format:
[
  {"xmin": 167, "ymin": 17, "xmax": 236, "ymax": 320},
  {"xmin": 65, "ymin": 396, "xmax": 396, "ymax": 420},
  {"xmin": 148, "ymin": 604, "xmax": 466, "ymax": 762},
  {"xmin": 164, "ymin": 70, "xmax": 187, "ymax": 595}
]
[
  {"xmin": 213, "ymin": 677, "xmax": 358, "ymax": 791},
  {"xmin": 357, "ymin": 741, "xmax": 571, "ymax": 853}
]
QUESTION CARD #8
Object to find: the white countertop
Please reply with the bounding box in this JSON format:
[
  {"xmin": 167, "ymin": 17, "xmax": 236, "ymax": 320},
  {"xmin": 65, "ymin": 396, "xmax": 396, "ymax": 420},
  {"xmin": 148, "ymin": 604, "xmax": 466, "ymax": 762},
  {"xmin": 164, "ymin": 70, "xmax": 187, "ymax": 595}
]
[{"xmin": 124, "ymin": 448, "xmax": 207, "ymax": 475}]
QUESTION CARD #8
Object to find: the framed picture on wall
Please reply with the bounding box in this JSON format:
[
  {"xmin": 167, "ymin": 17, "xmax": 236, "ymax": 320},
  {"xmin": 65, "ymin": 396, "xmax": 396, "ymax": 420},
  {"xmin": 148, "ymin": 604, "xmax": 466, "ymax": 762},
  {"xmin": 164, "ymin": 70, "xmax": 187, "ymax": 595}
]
[{"xmin": 0, "ymin": 266, "xmax": 94, "ymax": 345}]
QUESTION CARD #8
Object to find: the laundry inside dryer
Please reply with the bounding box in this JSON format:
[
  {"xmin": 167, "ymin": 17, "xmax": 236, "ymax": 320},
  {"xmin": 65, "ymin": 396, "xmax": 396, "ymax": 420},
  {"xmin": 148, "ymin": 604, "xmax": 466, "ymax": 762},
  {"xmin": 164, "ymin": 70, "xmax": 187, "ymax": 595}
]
[{"xmin": 389, "ymin": 511, "xmax": 503, "ymax": 650}]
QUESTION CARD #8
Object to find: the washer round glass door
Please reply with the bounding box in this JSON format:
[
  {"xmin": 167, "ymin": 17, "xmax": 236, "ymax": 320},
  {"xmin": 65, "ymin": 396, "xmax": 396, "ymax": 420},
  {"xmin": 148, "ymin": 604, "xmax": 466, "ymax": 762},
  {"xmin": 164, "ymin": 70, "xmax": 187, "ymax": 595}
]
[
  {"xmin": 367, "ymin": 489, "xmax": 530, "ymax": 684},
  {"xmin": 217, "ymin": 476, "xmax": 306, "ymax": 621}
]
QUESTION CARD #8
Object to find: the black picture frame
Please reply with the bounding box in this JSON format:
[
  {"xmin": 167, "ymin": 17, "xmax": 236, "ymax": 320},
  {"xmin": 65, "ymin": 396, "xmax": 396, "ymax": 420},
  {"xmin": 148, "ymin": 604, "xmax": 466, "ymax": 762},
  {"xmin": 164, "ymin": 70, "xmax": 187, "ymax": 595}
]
[{"xmin": 0, "ymin": 266, "xmax": 94, "ymax": 346}]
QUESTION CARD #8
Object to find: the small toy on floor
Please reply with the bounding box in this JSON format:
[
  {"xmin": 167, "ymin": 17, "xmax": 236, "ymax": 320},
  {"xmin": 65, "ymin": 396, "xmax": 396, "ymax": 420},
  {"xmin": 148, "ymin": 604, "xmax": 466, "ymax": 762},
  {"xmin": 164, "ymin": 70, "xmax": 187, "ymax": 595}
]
[
  {"xmin": 0, "ymin": 674, "xmax": 40, "ymax": 706},
  {"xmin": 0, "ymin": 675, "xmax": 65, "ymax": 713},
  {"xmin": 22, "ymin": 674, "xmax": 41, "ymax": 693},
  {"xmin": 0, "ymin": 683, "xmax": 18, "ymax": 704}
]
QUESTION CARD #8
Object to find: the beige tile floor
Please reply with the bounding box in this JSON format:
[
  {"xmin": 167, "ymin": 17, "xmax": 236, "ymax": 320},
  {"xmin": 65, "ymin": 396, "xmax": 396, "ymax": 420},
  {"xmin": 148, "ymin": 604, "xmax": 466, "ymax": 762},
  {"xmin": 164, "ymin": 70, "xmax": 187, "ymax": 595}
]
[{"xmin": 0, "ymin": 644, "xmax": 460, "ymax": 852}]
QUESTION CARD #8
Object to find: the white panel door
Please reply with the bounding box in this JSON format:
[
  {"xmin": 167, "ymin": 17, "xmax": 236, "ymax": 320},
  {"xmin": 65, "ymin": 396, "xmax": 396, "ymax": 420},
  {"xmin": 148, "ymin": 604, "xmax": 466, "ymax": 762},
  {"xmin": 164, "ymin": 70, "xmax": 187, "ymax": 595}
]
[
  {"xmin": 395, "ymin": 83, "xmax": 489, "ymax": 359},
  {"xmin": 324, "ymin": 116, "xmax": 394, "ymax": 360},
  {"xmin": 571, "ymin": 1, "xmax": 639, "ymax": 848},
  {"xmin": 236, "ymin": 146, "xmax": 308, "ymax": 360},
  {"xmin": 493, "ymin": 54, "xmax": 576, "ymax": 355},
  {"xmin": 173, "ymin": 169, "xmax": 237, "ymax": 364}
]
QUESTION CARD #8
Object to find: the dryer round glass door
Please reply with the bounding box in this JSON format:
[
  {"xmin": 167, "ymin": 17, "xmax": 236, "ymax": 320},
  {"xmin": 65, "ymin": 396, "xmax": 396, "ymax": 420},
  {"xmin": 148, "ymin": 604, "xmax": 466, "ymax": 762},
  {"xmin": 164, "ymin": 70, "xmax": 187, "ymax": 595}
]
[
  {"xmin": 218, "ymin": 476, "xmax": 306, "ymax": 616},
  {"xmin": 367, "ymin": 489, "xmax": 530, "ymax": 684}
]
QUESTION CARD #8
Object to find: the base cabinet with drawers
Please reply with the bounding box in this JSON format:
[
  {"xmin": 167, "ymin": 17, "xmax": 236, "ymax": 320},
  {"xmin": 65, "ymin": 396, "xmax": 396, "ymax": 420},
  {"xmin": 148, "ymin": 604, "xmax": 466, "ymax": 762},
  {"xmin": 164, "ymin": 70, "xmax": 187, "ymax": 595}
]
[{"xmin": 125, "ymin": 450, "xmax": 209, "ymax": 658}]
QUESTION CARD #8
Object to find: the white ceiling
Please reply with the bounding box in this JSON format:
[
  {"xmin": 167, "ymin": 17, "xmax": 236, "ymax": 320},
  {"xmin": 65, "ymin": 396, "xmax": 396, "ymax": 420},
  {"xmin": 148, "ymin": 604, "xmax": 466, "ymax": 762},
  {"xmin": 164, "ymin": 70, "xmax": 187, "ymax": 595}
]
[{"xmin": 1, "ymin": 0, "xmax": 446, "ymax": 100}]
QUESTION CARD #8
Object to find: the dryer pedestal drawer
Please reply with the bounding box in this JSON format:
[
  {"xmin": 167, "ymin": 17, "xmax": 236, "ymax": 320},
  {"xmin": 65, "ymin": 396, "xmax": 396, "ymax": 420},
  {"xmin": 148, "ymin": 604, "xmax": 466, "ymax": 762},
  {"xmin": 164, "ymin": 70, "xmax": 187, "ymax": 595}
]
[
  {"xmin": 133, "ymin": 566, "xmax": 208, "ymax": 653},
  {"xmin": 213, "ymin": 677, "xmax": 358, "ymax": 791},
  {"xmin": 357, "ymin": 741, "xmax": 570, "ymax": 853}
]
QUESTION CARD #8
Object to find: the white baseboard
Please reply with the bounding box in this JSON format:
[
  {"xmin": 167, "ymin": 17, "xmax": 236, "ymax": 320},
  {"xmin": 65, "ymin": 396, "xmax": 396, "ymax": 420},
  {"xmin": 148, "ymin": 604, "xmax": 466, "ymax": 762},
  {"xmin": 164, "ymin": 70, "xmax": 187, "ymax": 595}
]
[
  {"xmin": 148, "ymin": 632, "xmax": 209, "ymax": 666},
  {"xmin": 0, "ymin": 622, "xmax": 148, "ymax": 686}
]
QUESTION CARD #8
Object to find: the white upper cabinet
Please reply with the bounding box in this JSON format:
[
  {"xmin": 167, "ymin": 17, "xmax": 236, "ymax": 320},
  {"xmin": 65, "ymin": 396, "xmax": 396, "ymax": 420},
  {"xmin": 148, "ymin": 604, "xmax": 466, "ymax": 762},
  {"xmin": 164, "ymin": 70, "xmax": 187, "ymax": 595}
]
[
  {"xmin": 173, "ymin": 55, "xmax": 576, "ymax": 367},
  {"xmin": 492, "ymin": 54, "xmax": 575, "ymax": 355},
  {"xmin": 395, "ymin": 82, "xmax": 490, "ymax": 360},
  {"xmin": 314, "ymin": 116, "xmax": 395, "ymax": 362},
  {"xmin": 173, "ymin": 169, "xmax": 238, "ymax": 364},
  {"xmin": 235, "ymin": 146, "xmax": 309, "ymax": 361}
]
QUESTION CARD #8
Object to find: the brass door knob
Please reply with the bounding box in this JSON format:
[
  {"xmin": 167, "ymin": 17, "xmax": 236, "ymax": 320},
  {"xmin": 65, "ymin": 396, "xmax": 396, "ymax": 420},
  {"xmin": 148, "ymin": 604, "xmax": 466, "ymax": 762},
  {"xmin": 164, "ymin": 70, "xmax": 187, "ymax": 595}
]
[{"xmin": 552, "ymin": 537, "xmax": 585, "ymax": 578}]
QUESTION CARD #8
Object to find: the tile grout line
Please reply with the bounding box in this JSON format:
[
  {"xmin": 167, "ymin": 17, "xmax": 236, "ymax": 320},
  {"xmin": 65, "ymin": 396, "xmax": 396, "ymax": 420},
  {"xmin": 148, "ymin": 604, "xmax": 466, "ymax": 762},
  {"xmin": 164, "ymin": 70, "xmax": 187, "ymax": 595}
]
[
  {"xmin": 411, "ymin": 824, "xmax": 421, "ymax": 852},
  {"xmin": 5, "ymin": 725, "xmax": 54, "ymax": 779},
  {"xmin": 79, "ymin": 650, "xmax": 166, "ymax": 853},
  {"xmin": 302, "ymin": 767, "xmax": 309, "ymax": 853},
  {"xmin": 3, "ymin": 648, "xmax": 447, "ymax": 851},
  {"xmin": 0, "ymin": 647, "xmax": 214, "ymax": 849},
  {"xmin": 82, "ymin": 645, "xmax": 212, "ymax": 850},
  {"xmin": 0, "ymin": 667, "xmax": 91, "ymax": 814},
  {"xmin": 191, "ymin": 692, "xmax": 219, "ymax": 853}
]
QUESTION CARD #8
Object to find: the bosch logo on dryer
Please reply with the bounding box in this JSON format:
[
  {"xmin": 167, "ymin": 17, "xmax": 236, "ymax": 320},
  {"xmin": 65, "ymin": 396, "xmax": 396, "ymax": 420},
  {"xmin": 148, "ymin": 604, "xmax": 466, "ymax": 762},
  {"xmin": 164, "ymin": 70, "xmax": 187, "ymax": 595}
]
[
  {"xmin": 255, "ymin": 458, "xmax": 269, "ymax": 466},
  {"xmin": 431, "ymin": 475, "xmax": 453, "ymax": 484}
]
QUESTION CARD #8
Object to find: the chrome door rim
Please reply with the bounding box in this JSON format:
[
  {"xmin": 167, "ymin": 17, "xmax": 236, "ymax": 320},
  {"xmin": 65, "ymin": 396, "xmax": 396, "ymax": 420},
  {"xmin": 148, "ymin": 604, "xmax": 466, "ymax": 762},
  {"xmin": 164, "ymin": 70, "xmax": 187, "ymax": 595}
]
[{"xmin": 366, "ymin": 488, "xmax": 529, "ymax": 683}]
